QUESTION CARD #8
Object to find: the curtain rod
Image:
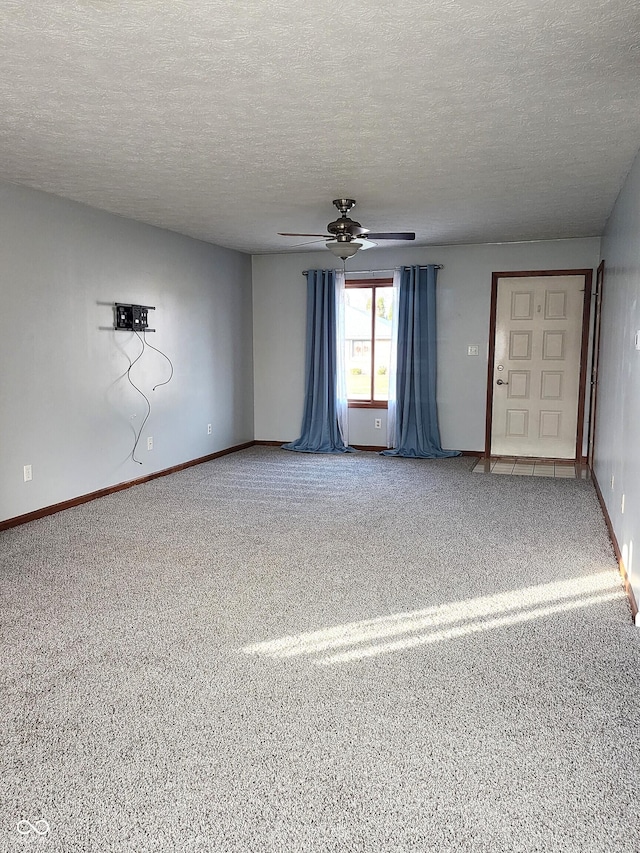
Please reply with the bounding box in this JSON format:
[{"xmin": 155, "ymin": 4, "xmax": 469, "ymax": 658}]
[{"xmin": 302, "ymin": 264, "xmax": 444, "ymax": 275}]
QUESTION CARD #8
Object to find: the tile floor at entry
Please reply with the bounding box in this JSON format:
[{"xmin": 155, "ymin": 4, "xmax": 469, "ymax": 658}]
[{"xmin": 472, "ymin": 457, "xmax": 590, "ymax": 479}]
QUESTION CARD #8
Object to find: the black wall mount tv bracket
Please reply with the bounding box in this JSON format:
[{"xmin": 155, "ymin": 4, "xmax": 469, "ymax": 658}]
[{"xmin": 114, "ymin": 303, "xmax": 156, "ymax": 332}]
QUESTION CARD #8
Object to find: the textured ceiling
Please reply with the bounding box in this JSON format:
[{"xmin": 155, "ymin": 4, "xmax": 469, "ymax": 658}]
[{"xmin": 1, "ymin": 0, "xmax": 639, "ymax": 254}]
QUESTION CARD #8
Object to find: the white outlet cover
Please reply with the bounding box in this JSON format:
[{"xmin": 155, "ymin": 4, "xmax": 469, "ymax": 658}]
[{"xmin": 467, "ymin": 345, "xmax": 480, "ymax": 356}]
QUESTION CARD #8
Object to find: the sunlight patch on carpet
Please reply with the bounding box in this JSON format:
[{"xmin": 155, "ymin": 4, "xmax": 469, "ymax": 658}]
[{"xmin": 241, "ymin": 570, "xmax": 625, "ymax": 664}]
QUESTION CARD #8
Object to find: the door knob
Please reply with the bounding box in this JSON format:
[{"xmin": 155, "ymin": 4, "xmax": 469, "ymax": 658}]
[{"xmin": 496, "ymin": 379, "xmax": 508, "ymax": 385}]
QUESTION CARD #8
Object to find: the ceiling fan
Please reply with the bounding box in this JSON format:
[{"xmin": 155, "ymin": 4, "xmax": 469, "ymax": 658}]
[{"xmin": 279, "ymin": 199, "xmax": 415, "ymax": 260}]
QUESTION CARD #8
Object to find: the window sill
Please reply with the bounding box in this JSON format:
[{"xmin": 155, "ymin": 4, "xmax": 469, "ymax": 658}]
[{"xmin": 348, "ymin": 401, "xmax": 389, "ymax": 409}]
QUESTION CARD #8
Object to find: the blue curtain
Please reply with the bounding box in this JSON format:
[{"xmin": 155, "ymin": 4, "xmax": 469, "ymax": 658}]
[
  {"xmin": 382, "ymin": 265, "xmax": 460, "ymax": 459},
  {"xmin": 283, "ymin": 269, "xmax": 353, "ymax": 454}
]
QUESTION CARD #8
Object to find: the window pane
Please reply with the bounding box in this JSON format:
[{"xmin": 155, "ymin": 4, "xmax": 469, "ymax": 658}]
[
  {"xmin": 345, "ymin": 288, "xmax": 372, "ymax": 399},
  {"xmin": 374, "ymin": 287, "xmax": 393, "ymax": 400}
]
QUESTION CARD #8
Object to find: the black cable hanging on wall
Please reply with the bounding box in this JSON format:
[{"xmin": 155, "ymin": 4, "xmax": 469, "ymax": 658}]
[
  {"xmin": 143, "ymin": 329, "xmax": 174, "ymax": 390},
  {"xmin": 127, "ymin": 331, "xmax": 151, "ymax": 464},
  {"xmin": 114, "ymin": 303, "xmax": 174, "ymax": 464}
]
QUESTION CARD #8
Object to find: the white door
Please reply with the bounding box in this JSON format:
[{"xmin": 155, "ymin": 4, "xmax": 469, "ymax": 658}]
[{"xmin": 491, "ymin": 275, "xmax": 586, "ymax": 459}]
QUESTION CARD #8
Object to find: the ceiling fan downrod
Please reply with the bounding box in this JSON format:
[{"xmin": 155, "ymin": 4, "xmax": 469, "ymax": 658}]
[{"xmin": 333, "ymin": 198, "xmax": 357, "ymax": 216}]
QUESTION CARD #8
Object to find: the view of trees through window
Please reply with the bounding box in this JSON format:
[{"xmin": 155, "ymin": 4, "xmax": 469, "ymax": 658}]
[{"xmin": 344, "ymin": 282, "xmax": 393, "ymax": 404}]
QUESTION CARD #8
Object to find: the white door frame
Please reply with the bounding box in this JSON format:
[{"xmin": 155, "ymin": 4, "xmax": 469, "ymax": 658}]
[{"xmin": 485, "ymin": 269, "xmax": 593, "ymax": 461}]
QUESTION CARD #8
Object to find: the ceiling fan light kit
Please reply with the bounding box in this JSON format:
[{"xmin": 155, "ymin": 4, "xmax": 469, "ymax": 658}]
[
  {"xmin": 278, "ymin": 199, "xmax": 415, "ymax": 261},
  {"xmin": 326, "ymin": 241, "xmax": 362, "ymax": 259}
]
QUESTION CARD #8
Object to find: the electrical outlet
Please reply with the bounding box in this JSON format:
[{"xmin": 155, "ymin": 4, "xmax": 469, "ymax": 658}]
[
  {"xmin": 374, "ymin": 418, "xmax": 382, "ymax": 429},
  {"xmin": 23, "ymin": 464, "xmax": 32, "ymax": 482},
  {"xmin": 147, "ymin": 436, "xmax": 153, "ymax": 451},
  {"xmin": 207, "ymin": 424, "xmax": 212, "ymax": 435},
  {"xmin": 467, "ymin": 345, "xmax": 480, "ymax": 356}
]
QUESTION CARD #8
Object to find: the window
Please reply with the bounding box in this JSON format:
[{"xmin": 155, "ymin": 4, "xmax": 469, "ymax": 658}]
[{"xmin": 343, "ymin": 278, "xmax": 394, "ymax": 407}]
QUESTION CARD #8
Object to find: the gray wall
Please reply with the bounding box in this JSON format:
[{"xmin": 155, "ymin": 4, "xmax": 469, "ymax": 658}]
[
  {"xmin": 0, "ymin": 181, "xmax": 254, "ymax": 522},
  {"xmin": 595, "ymin": 147, "xmax": 640, "ymax": 604},
  {"xmin": 252, "ymin": 239, "xmax": 600, "ymax": 448}
]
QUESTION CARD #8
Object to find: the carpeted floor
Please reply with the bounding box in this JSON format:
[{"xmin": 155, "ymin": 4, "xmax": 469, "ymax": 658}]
[{"xmin": 1, "ymin": 447, "xmax": 639, "ymax": 852}]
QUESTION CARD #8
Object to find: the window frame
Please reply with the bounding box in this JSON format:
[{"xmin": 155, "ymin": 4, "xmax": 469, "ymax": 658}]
[{"xmin": 344, "ymin": 277, "xmax": 394, "ymax": 409}]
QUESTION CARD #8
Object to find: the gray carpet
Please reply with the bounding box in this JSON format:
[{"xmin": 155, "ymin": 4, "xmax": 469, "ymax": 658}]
[{"xmin": 1, "ymin": 447, "xmax": 639, "ymax": 852}]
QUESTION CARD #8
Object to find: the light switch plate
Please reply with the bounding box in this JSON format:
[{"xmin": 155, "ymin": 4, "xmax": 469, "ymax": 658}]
[{"xmin": 467, "ymin": 345, "xmax": 479, "ymax": 356}]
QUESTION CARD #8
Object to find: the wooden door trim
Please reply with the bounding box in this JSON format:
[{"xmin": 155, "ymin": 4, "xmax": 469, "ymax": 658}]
[
  {"xmin": 587, "ymin": 261, "xmax": 605, "ymax": 469},
  {"xmin": 485, "ymin": 269, "xmax": 594, "ymax": 461},
  {"xmin": 484, "ymin": 274, "xmax": 501, "ymax": 458},
  {"xmin": 576, "ymin": 269, "xmax": 594, "ymax": 461}
]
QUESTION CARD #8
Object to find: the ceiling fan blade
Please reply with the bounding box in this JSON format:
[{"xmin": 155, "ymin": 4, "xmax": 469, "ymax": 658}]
[
  {"xmin": 278, "ymin": 232, "xmax": 331, "ymax": 237},
  {"xmin": 364, "ymin": 232, "xmax": 416, "ymax": 240},
  {"xmin": 290, "ymin": 239, "xmax": 329, "ymax": 248}
]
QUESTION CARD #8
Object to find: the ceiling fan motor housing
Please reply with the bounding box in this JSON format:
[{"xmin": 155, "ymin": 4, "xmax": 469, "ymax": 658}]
[{"xmin": 327, "ymin": 217, "xmax": 368, "ymax": 240}]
